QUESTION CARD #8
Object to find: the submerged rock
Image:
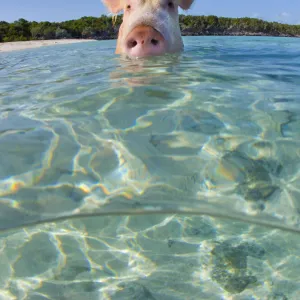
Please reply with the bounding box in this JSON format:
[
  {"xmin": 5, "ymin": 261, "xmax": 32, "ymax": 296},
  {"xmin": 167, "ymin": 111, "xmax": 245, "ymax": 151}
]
[
  {"xmin": 224, "ymin": 275, "xmax": 257, "ymax": 294},
  {"xmin": 210, "ymin": 240, "xmax": 265, "ymax": 294},
  {"xmin": 205, "ymin": 150, "xmax": 280, "ymax": 205},
  {"xmin": 268, "ymin": 292, "xmax": 289, "ymax": 300},
  {"xmin": 211, "ymin": 266, "xmax": 257, "ymax": 294}
]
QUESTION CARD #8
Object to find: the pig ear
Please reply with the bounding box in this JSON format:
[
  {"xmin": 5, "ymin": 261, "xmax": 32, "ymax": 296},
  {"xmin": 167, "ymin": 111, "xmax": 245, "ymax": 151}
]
[
  {"xmin": 102, "ymin": 0, "xmax": 123, "ymax": 14},
  {"xmin": 178, "ymin": 0, "xmax": 194, "ymax": 10}
]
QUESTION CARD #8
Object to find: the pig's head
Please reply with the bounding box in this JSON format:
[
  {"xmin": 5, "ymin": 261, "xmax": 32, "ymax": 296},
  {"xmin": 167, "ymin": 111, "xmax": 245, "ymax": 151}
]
[{"xmin": 102, "ymin": 0, "xmax": 194, "ymax": 58}]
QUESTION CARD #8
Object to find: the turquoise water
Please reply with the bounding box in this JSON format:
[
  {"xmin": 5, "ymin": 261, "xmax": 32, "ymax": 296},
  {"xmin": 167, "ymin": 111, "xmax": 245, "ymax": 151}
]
[{"xmin": 0, "ymin": 36, "xmax": 300, "ymax": 299}]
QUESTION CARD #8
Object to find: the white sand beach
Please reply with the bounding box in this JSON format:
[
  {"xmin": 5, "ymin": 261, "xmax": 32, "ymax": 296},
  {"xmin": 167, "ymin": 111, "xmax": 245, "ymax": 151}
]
[{"xmin": 0, "ymin": 39, "xmax": 97, "ymax": 52}]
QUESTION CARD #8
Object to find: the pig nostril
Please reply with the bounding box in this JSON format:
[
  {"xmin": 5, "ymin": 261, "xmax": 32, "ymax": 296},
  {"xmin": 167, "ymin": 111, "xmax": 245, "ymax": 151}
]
[
  {"xmin": 128, "ymin": 40, "xmax": 138, "ymax": 48},
  {"xmin": 151, "ymin": 39, "xmax": 159, "ymax": 46}
]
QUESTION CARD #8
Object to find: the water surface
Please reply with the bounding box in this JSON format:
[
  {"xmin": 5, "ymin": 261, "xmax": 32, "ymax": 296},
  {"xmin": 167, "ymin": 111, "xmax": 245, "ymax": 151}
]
[{"xmin": 0, "ymin": 36, "xmax": 300, "ymax": 299}]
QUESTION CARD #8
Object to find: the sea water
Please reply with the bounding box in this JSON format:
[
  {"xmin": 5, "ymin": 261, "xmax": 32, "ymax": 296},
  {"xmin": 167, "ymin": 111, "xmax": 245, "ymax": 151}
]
[{"xmin": 0, "ymin": 36, "xmax": 300, "ymax": 299}]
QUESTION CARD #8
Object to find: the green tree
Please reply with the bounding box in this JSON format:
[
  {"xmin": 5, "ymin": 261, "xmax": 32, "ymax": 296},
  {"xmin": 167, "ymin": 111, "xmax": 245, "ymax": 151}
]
[
  {"xmin": 82, "ymin": 27, "xmax": 96, "ymax": 39},
  {"xmin": 55, "ymin": 27, "xmax": 71, "ymax": 39},
  {"xmin": 43, "ymin": 26, "xmax": 56, "ymax": 39},
  {"xmin": 0, "ymin": 21, "xmax": 9, "ymax": 42},
  {"xmin": 1, "ymin": 15, "xmax": 300, "ymax": 42}
]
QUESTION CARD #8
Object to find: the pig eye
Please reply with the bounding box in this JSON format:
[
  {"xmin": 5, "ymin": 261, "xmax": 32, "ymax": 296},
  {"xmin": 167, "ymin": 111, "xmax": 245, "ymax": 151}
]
[
  {"xmin": 167, "ymin": 1, "xmax": 174, "ymax": 8},
  {"xmin": 126, "ymin": 4, "xmax": 131, "ymax": 9}
]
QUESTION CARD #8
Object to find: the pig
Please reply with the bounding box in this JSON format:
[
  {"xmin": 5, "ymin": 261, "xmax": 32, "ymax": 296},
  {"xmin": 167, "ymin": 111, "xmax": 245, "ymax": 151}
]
[{"xmin": 102, "ymin": 0, "xmax": 194, "ymax": 58}]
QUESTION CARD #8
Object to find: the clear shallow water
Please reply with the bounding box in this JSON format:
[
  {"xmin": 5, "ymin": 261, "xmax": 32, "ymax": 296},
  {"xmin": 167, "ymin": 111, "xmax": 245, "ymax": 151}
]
[{"xmin": 0, "ymin": 36, "xmax": 300, "ymax": 299}]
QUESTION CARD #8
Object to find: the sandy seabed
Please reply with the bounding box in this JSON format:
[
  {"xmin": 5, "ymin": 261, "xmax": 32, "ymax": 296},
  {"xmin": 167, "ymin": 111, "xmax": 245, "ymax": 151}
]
[{"xmin": 0, "ymin": 39, "xmax": 97, "ymax": 52}]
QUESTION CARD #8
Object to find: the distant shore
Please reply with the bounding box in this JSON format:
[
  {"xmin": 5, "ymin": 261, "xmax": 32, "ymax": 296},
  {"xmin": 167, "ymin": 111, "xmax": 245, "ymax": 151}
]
[
  {"xmin": 1, "ymin": 33, "xmax": 299, "ymax": 53},
  {"xmin": 0, "ymin": 39, "xmax": 97, "ymax": 53},
  {"xmin": 2, "ymin": 15, "xmax": 300, "ymax": 50}
]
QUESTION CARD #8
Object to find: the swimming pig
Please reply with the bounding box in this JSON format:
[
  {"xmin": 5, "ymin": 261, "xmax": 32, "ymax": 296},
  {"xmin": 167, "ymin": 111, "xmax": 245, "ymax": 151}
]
[{"xmin": 102, "ymin": 0, "xmax": 194, "ymax": 57}]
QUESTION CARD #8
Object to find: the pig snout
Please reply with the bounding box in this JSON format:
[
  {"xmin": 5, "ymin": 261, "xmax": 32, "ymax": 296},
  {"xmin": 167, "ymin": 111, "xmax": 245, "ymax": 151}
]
[{"xmin": 124, "ymin": 25, "xmax": 167, "ymax": 58}]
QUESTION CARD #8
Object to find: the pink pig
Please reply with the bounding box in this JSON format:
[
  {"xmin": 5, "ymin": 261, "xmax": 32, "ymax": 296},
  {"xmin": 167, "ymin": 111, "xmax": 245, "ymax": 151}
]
[{"xmin": 102, "ymin": 0, "xmax": 194, "ymax": 58}]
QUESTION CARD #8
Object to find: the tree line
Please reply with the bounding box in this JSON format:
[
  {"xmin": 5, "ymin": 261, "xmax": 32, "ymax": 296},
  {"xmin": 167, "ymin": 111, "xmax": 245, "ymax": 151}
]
[{"xmin": 1, "ymin": 15, "xmax": 300, "ymax": 42}]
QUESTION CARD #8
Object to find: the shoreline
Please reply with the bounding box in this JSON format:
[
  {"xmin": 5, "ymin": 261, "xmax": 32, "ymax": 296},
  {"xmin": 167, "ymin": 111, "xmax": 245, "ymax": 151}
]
[
  {"xmin": 1, "ymin": 34, "xmax": 299, "ymax": 53},
  {"xmin": 0, "ymin": 39, "xmax": 98, "ymax": 53}
]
